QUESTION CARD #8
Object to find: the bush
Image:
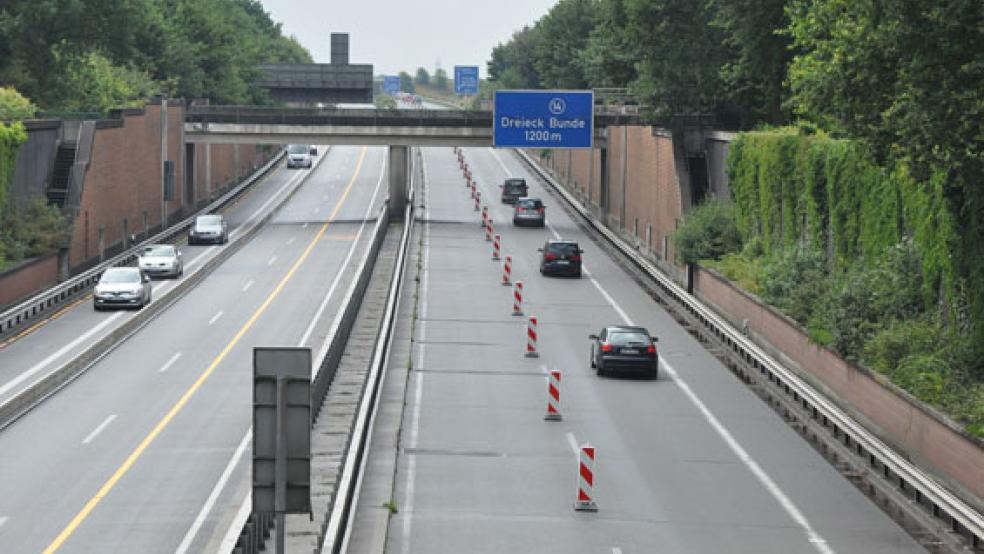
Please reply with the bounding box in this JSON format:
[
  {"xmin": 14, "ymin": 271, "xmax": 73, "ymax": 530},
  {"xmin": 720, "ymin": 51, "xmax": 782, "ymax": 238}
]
[
  {"xmin": 759, "ymin": 244, "xmax": 829, "ymax": 323},
  {"xmin": 0, "ymin": 87, "xmax": 37, "ymax": 121},
  {"xmin": 672, "ymin": 199, "xmax": 742, "ymax": 264},
  {"xmin": 705, "ymin": 252, "xmax": 762, "ymax": 294},
  {"xmin": 863, "ymin": 318, "xmax": 945, "ymax": 374},
  {"xmin": 893, "ymin": 354, "xmax": 948, "ymax": 404}
]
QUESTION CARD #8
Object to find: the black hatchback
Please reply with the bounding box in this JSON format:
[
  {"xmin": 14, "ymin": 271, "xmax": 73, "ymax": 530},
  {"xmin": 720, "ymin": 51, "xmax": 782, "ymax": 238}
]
[
  {"xmin": 500, "ymin": 178, "xmax": 528, "ymax": 204},
  {"xmin": 590, "ymin": 326, "xmax": 659, "ymax": 378},
  {"xmin": 538, "ymin": 240, "xmax": 582, "ymax": 277}
]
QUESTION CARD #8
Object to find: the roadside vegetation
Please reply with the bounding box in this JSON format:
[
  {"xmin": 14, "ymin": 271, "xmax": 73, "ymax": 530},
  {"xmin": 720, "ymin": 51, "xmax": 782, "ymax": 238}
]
[{"xmin": 489, "ymin": 0, "xmax": 983, "ymax": 436}]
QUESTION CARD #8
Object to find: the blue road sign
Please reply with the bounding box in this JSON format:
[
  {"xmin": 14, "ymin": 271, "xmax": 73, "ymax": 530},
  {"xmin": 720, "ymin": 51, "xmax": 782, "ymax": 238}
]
[
  {"xmin": 493, "ymin": 90, "xmax": 594, "ymax": 149},
  {"xmin": 383, "ymin": 75, "xmax": 400, "ymax": 94},
  {"xmin": 454, "ymin": 66, "xmax": 479, "ymax": 95}
]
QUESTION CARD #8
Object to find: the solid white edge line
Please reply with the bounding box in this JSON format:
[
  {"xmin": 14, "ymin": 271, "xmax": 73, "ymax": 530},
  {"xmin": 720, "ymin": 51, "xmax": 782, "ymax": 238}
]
[
  {"xmin": 159, "ymin": 352, "xmax": 182, "ymax": 373},
  {"xmin": 193, "ymin": 147, "xmax": 385, "ymax": 553},
  {"xmin": 208, "ymin": 311, "xmax": 224, "ymax": 326},
  {"xmin": 173, "ymin": 429, "xmax": 252, "ymax": 554},
  {"xmin": 82, "ymin": 414, "xmax": 117, "ymax": 445}
]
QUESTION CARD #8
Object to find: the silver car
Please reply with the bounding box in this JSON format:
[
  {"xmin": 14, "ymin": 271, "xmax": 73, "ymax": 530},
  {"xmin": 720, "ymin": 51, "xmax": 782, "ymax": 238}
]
[
  {"xmin": 188, "ymin": 214, "xmax": 228, "ymax": 245},
  {"xmin": 286, "ymin": 144, "xmax": 314, "ymax": 168},
  {"xmin": 93, "ymin": 267, "xmax": 152, "ymax": 310},
  {"xmin": 513, "ymin": 197, "xmax": 546, "ymax": 227},
  {"xmin": 138, "ymin": 244, "xmax": 183, "ymax": 278}
]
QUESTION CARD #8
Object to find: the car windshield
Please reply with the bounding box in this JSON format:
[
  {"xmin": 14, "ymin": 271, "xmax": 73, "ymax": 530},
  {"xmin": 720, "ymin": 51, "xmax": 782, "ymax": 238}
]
[
  {"xmin": 197, "ymin": 215, "xmax": 222, "ymax": 228},
  {"xmin": 505, "ymin": 182, "xmax": 526, "ymax": 192},
  {"xmin": 608, "ymin": 332, "xmax": 650, "ymax": 345},
  {"xmin": 141, "ymin": 245, "xmax": 174, "ymax": 257},
  {"xmin": 288, "ymin": 144, "xmax": 308, "ymax": 154},
  {"xmin": 517, "ymin": 199, "xmax": 542, "ymax": 209},
  {"xmin": 547, "ymin": 242, "xmax": 578, "ymax": 255},
  {"xmin": 100, "ymin": 269, "xmax": 140, "ymax": 284}
]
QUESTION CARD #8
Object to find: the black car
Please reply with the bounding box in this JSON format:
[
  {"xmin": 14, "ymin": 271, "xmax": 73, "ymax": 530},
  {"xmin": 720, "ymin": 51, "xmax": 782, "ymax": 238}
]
[
  {"xmin": 500, "ymin": 178, "xmax": 528, "ymax": 204},
  {"xmin": 590, "ymin": 326, "xmax": 659, "ymax": 378},
  {"xmin": 538, "ymin": 240, "xmax": 582, "ymax": 277}
]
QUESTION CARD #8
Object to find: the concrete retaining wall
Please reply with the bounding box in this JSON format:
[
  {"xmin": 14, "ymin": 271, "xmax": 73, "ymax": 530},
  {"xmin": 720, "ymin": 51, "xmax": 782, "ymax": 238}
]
[{"xmin": 0, "ymin": 255, "xmax": 58, "ymax": 310}]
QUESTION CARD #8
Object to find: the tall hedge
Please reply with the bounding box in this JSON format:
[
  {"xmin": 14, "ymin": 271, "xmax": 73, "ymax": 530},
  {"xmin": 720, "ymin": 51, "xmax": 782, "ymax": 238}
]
[
  {"xmin": 0, "ymin": 122, "xmax": 27, "ymax": 216},
  {"xmin": 727, "ymin": 128, "xmax": 955, "ymax": 310}
]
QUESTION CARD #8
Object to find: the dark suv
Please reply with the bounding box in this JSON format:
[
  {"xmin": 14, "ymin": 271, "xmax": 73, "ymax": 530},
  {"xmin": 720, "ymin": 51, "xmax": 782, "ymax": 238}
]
[
  {"xmin": 538, "ymin": 239, "xmax": 583, "ymax": 277},
  {"xmin": 500, "ymin": 178, "xmax": 528, "ymax": 204}
]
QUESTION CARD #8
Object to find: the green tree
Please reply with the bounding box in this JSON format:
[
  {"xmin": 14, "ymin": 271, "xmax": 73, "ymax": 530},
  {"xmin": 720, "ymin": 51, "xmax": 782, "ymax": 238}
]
[
  {"xmin": 579, "ymin": 0, "xmax": 638, "ymax": 88},
  {"xmin": 488, "ymin": 26, "xmax": 542, "ymax": 88},
  {"xmin": 414, "ymin": 67, "xmax": 430, "ymax": 86},
  {"xmin": 49, "ymin": 50, "xmax": 158, "ymax": 113},
  {"xmin": 398, "ymin": 71, "xmax": 416, "ymax": 93},
  {"xmin": 532, "ymin": 0, "xmax": 596, "ymax": 88},
  {"xmin": 0, "ymin": 87, "xmax": 37, "ymax": 121},
  {"xmin": 433, "ymin": 68, "xmax": 449, "ymax": 91},
  {"xmin": 672, "ymin": 199, "xmax": 743, "ymax": 264}
]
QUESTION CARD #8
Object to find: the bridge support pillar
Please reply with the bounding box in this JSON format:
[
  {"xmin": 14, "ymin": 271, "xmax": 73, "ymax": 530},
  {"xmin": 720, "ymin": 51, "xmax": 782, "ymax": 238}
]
[{"xmin": 388, "ymin": 145, "xmax": 409, "ymax": 220}]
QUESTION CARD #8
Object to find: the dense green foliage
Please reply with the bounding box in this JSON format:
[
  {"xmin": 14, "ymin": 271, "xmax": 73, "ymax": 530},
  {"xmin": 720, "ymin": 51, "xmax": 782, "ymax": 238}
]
[
  {"xmin": 414, "ymin": 68, "xmax": 430, "ymax": 87},
  {"xmin": 0, "ymin": 0, "xmax": 311, "ymax": 111},
  {"xmin": 398, "ymin": 72, "xmax": 415, "ymax": 93},
  {"xmin": 0, "ymin": 87, "xmax": 37, "ymax": 121},
  {"xmin": 433, "ymin": 69, "xmax": 449, "ymax": 91},
  {"xmin": 671, "ymin": 200, "xmax": 742, "ymax": 264}
]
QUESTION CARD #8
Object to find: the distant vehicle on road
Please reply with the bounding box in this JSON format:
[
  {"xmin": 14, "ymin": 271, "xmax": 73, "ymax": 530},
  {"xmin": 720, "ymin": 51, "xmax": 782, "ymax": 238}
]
[
  {"xmin": 538, "ymin": 239, "xmax": 582, "ymax": 277},
  {"xmin": 286, "ymin": 144, "xmax": 314, "ymax": 168},
  {"xmin": 188, "ymin": 214, "xmax": 228, "ymax": 245},
  {"xmin": 513, "ymin": 197, "xmax": 545, "ymax": 227},
  {"xmin": 589, "ymin": 325, "xmax": 659, "ymax": 378},
  {"xmin": 93, "ymin": 267, "xmax": 152, "ymax": 310},
  {"xmin": 500, "ymin": 178, "xmax": 528, "ymax": 204},
  {"xmin": 138, "ymin": 244, "xmax": 183, "ymax": 278}
]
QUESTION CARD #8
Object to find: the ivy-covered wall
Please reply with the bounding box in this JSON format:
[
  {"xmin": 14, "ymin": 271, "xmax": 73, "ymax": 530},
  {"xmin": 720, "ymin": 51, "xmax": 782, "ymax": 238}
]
[
  {"xmin": 0, "ymin": 122, "xmax": 27, "ymax": 216},
  {"xmin": 727, "ymin": 128, "xmax": 955, "ymax": 309}
]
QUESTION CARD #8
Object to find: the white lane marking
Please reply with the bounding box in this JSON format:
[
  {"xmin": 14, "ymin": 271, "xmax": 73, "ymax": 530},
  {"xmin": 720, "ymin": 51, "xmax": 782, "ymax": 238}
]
[
  {"xmin": 401, "ymin": 151, "xmax": 432, "ymax": 554},
  {"xmin": 183, "ymin": 246, "xmax": 216, "ymax": 270},
  {"xmin": 612, "ymin": 548, "xmax": 623, "ymax": 554},
  {"xmin": 82, "ymin": 414, "xmax": 117, "ymax": 445},
  {"xmin": 587, "ymin": 258, "xmax": 836, "ymax": 554},
  {"xmin": 0, "ymin": 516, "xmax": 9, "ymax": 529},
  {"xmin": 312, "ymin": 207, "xmax": 320, "ymax": 214},
  {"xmin": 159, "ymin": 352, "xmax": 182, "ymax": 373},
  {"xmin": 566, "ymin": 432, "xmax": 579, "ymax": 455},
  {"xmin": 174, "ymin": 429, "xmax": 251, "ymax": 554},
  {"xmin": 0, "ymin": 311, "xmax": 124, "ymax": 399},
  {"xmin": 267, "ymin": 255, "xmax": 278, "ymax": 266},
  {"xmin": 208, "ymin": 311, "xmax": 224, "ymax": 325},
  {"xmin": 302, "ymin": 222, "xmax": 309, "ymax": 229},
  {"xmin": 286, "ymin": 237, "xmax": 295, "ymax": 246},
  {"xmin": 298, "ymin": 153, "xmax": 387, "ymax": 346},
  {"xmin": 242, "ymin": 279, "xmax": 255, "ymax": 292}
]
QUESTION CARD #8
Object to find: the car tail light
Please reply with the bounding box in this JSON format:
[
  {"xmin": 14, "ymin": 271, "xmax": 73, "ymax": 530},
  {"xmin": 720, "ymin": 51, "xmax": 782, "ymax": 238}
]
[
  {"xmin": 601, "ymin": 343, "xmax": 613, "ymax": 353},
  {"xmin": 544, "ymin": 253, "xmax": 557, "ymax": 261},
  {"xmin": 570, "ymin": 255, "xmax": 581, "ymax": 262},
  {"xmin": 647, "ymin": 345, "xmax": 657, "ymax": 354},
  {"xmin": 538, "ymin": 207, "xmax": 544, "ymax": 214}
]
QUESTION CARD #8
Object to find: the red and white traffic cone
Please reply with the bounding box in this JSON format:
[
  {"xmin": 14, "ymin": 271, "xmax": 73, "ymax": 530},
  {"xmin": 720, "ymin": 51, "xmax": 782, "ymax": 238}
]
[
  {"xmin": 512, "ymin": 281, "xmax": 524, "ymax": 316},
  {"xmin": 502, "ymin": 255, "xmax": 512, "ymax": 286},
  {"xmin": 471, "ymin": 182, "xmax": 477, "ymax": 200},
  {"xmin": 575, "ymin": 444, "xmax": 599, "ymax": 511},
  {"xmin": 485, "ymin": 219, "xmax": 494, "ymax": 242},
  {"xmin": 527, "ymin": 316, "xmax": 541, "ymax": 359},
  {"xmin": 544, "ymin": 368, "xmax": 561, "ymax": 418},
  {"xmin": 492, "ymin": 234, "xmax": 501, "ymax": 261},
  {"xmin": 474, "ymin": 191, "xmax": 481, "ymax": 212}
]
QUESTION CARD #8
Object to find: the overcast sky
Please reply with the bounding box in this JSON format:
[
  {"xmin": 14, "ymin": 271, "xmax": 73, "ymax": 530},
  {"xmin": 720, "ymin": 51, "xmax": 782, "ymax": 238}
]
[{"xmin": 260, "ymin": 0, "xmax": 558, "ymax": 78}]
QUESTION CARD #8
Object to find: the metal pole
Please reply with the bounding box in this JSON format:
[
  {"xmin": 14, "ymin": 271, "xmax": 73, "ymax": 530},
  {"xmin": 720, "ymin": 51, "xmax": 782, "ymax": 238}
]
[
  {"xmin": 620, "ymin": 126, "xmax": 627, "ymax": 231},
  {"xmin": 275, "ymin": 376, "xmax": 288, "ymax": 553},
  {"xmin": 161, "ymin": 98, "xmax": 168, "ymax": 231}
]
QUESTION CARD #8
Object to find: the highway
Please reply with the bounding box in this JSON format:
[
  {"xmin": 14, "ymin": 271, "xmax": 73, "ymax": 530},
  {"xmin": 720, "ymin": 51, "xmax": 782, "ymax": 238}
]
[
  {"xmin": 353, "ymin": 146, "xmax": 928, "ymax": 553},
  {"xmin": 0, "ymin": 145, "xmax": 388, "ymax": 552}
]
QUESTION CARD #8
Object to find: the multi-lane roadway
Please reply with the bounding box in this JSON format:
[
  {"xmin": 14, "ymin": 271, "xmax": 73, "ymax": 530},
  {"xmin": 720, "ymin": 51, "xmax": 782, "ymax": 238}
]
[
  {"xmin": 0, "ymin": 145, "xmax": 388, "ymax": 553},
  {"xmin": 352, "ymin": 146, "xmax": 927, "ymax": 554}
]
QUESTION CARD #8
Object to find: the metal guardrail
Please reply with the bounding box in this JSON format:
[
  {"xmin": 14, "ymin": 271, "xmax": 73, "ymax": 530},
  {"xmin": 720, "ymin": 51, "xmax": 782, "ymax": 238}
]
[
  {"xmin": 515, "ymin": 149, "xmax": 984, "ymax": 549},
  {"xmin": 0, "ymin": 150, "xmax": 285, "ymax": 339}
]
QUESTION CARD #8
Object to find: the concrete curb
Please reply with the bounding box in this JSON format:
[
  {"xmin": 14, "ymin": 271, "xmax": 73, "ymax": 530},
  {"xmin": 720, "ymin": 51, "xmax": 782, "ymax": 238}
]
[{"xmin": 0, "ymin": 151, "xmax": 330, "ymax": 431}]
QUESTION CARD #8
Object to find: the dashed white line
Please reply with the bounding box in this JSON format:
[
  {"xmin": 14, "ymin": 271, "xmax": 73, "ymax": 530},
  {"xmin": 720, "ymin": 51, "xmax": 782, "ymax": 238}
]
[
  {"xmin": 267, "ymin": 255, "xmax": 278, "ymax": 266},
  {"xmin": 302, "ymin": 222, "xmax": 309, "ymax": 229},
  {"xmin": 0, "ymin": 516, "xmax": 8, "ymax": 529},
  {"xmin": 612, "ymin": 548, "xmax": 623, "ymax": 554},
  {"xmin": 566, "ymin": 432, "xmax": 579, "ymax": 454},
  {"xmin": 208, "ymin": 311, "xmax": 224, "ymax": 325},
  {"xmin": 242, "ymin": 279, "xmax": 255, "ymax": 292},
  {"xmin": 286, "ymin": 237, "xmax": 295, "ymax": 246},
  {"xmin": 159, "ymin": 352, "xmax": 182, "ymax": 373},
  {"xmin": 82, "ymin": 414, "xmax": 117, "ymax": 445}
]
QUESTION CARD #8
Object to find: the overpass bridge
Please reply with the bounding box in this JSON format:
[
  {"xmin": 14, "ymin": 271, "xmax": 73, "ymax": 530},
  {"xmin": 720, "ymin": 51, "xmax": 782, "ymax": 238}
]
[{"xmin": 183, "ymin": 106, "xmax": 646, "ymax": 217}]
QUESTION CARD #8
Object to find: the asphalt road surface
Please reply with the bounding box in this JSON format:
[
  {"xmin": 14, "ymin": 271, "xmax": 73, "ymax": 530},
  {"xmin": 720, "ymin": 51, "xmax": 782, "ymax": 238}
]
[
  {"xmin": 0, "ymin": 145, "xmax": 387, "ymax": 553},
  {"xmin": 365, "ymin": 146, "xmax": 926, "ymax": 554}
]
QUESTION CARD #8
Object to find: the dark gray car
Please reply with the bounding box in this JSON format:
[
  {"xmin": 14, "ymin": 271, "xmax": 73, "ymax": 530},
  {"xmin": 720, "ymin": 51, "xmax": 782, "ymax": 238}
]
[
  {"xmin": 188, "ymin": 214, "xmax": 228, "ymax": 245},
  {"xmin": 513, "ymin": 197, "xmax": 545, "ymax": 227},
  {"xmin": 500, "ymin": 178, "xmax": 528, "ymax": 204}
]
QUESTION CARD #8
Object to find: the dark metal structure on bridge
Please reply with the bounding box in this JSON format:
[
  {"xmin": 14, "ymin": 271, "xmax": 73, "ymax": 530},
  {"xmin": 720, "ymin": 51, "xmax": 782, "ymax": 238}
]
[{"xmin": 257, "ymin": 33, "xmax": 373, "ymax": 105}]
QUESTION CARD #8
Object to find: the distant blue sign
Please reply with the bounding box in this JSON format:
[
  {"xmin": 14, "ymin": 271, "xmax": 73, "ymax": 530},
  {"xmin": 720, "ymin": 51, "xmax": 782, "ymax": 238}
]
[
  {"xmin": 454, "ymin": 66, "xmax": 479, "ymax": 95},
  {"xmin": 493, "ymin": 90, "xmax": 594, "ymax": 149},
  {"xmin": 383, "ymin": 75, "xmax": 400, "ymax": 94}
]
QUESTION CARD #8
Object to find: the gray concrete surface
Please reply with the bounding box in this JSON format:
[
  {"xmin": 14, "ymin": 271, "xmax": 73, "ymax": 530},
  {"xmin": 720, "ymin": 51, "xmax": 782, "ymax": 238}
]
[
  {"xmin": 0, "ymin": 146, "xmax": 387, "ymax": 553},
  {"xmin": 349, "ymin": 147, "xmax": 927, "ymax": 554}
]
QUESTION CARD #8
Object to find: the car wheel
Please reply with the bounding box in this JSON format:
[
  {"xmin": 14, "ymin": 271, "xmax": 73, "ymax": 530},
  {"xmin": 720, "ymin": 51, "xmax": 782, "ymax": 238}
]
[
  {"xmin": 94, "ymin": 304, "xmax": 102, "ymax": 312},
  {"xmin": 574, "ymin": 270, "xmax": 582, "ymax": 278}
]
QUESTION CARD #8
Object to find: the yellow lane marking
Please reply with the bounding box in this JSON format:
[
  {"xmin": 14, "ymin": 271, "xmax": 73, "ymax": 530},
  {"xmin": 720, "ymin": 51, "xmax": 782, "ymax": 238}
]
[
  {"xmin": 0, "ymin": 295, "xmax": 92, "ymax": 350},
  {"xmin": 42, "ymin": 146, "xmax": 370, "ymax": 553},
  {"xmin": 323, "ymin": 234, "xmax": 359, "ymax": 241}
]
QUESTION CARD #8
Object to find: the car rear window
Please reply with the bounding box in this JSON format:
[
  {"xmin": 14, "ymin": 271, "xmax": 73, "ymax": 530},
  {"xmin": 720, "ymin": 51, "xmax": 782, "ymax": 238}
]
[
  {"xmin": 517, "ymin": 199, "xmax": 542, "ymax": 209},
  {"xmin": 504, "ymin": 181, "xmax": 527, "ymax": 193},
  {"xmin": 546, "ymin": 242, "xmax": 579, "ymax": 255},
  {"xmin": 608, "ymin": 332, "xmax": 650, "ymax": 345}
]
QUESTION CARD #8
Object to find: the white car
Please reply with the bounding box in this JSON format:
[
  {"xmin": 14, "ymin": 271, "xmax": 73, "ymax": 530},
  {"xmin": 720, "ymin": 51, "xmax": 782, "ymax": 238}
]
[
  {"xmin": 286, "ymin": 144, "xmax": 314, "ymax": 168},
  {"xmin": 138, "ymin": 244, "xmax": 183, "ymax": 278},
  {"xmin": 93, "ymin": 267, "xmax": 152, "ymax": 310}
]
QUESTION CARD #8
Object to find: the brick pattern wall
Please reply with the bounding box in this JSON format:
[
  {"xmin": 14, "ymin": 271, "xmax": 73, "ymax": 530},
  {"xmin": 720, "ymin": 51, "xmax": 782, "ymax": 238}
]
[{"xmin": 693, "ymin": 266, "xmax": 984, "ymax": 500}]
